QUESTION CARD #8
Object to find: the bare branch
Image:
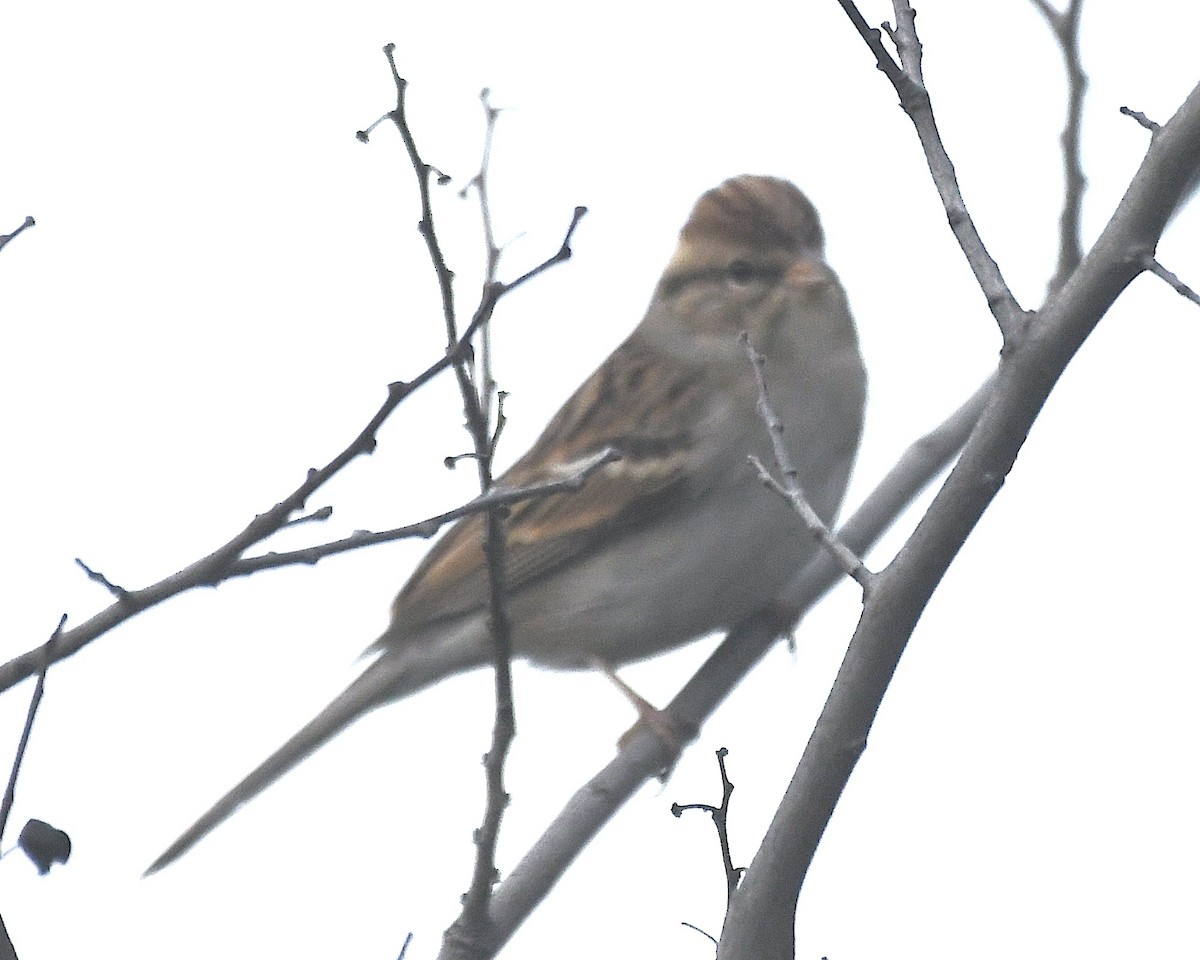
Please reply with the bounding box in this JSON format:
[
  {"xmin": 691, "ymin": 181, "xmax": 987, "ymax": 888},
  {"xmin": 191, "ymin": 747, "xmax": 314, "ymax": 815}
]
[
  {"xmin": 671, "ymin": 748, "xmax": 745, "ymax": 910},
  {"xmin": 382, "ymin": 68, "xmax": 522, "ymax": 949},
  {"xmin": 741, "ymin": 334, "xmax": 873, "ymax": 592},
  {"xmin": 0, "ymin": 216, "xmax": 35, "ymax": 254},
  {"xmin": 680, "ymin": 922, "xmax": 719, "ymax": 948},
  {"xmin": 1029, "ymin": 0, "xmax": 1087, "ymax": 297},
  {"xmin": 73, "ymin": 558, "xmax": 130, "ymax": 601},
  {"xmin": 378, "ymin": 43, "xmax": 460, "ymax": 348},
  {"xmin": 836, "ymin": 0, "xmax": 1026, "ymax": 341},
  {"xmin": 718, "ymin": 78, "xmax": 1200, "ymax": 960},
  {"xmin": 221, "ymin": 449, "xmax": 620, "ymax": 579},
  {"xmin": 461, "ymin": 88, "xmax": 504, "ymax": 428},
  {"xmin": 280, "ymin": 506, "xmax": 334, "ymax": 528},
  {"xmin": 495, "ymin": 207, "xmax": 587, "ymax": 295},
  {"xmin": 1143, "ymin": 256, "xmax": 1200, "ymax": 306},
  {"xmin": 0, "ymin": 174, "xmax": 586, "ymax": 697},
  {"xmin": 1120, "ymin": 105, "xmax": 1162, "ymax": 135},
  {"xmin": 0, "ymin": 616, "xmax": 64, "ymax": 844},
  {"xmin": 463, "ymin": 373, "xmax": 996, "ymax": 958},
  {"xmin": 1120, "ymin": 105, "xmax": 1200, "ymax": 223},
  {"xmin": 0, "ymin": 913, "xmax": 16, "ymax": 960}
]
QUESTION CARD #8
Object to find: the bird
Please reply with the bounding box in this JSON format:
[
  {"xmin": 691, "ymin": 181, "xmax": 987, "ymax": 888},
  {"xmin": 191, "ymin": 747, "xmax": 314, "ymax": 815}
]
[{"xmin": 146, "ymin": 174, "xmax": 867, "ymax": 874}]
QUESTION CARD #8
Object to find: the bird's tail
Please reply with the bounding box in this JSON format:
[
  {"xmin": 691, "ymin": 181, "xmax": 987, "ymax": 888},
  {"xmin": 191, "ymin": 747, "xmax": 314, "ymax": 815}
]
[{"xmin": 145, "ymin": 637, "xmax": 479, "ymax": 875}]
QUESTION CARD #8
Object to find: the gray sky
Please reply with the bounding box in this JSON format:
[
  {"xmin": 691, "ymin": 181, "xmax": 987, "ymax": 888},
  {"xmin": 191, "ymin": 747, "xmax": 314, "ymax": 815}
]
[{"xmin": 2, "ymin": 2, "xmax": 1198, "ymax": 957}]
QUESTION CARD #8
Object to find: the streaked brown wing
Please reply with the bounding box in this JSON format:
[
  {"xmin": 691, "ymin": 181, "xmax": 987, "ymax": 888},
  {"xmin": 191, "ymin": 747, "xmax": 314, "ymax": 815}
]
[{"xmin": 386, "ymin": 335, "xmax": 706, "ymax": 636}]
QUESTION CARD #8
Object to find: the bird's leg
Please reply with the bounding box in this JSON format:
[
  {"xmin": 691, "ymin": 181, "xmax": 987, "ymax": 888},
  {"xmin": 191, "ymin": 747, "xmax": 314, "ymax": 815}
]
[{"xmin": 589, "ymin": 656, "xmax": 692, "ymax": 759}]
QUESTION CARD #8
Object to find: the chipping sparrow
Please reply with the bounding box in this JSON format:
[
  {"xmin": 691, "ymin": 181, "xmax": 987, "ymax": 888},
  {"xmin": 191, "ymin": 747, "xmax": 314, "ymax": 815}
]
[{"xmin": 147, "ymin": 175, "xmax": 867, "ymax": 873}]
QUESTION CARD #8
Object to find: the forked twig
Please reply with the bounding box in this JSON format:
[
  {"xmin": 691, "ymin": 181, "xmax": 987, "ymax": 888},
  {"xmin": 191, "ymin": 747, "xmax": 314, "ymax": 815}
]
[
  {"xmin": 740, "ymin": 333, "xmax": 872, "ymax": 592},
  {"xmin": 836, "ymin": 0, "xmax": 1025, "ymax": 341}
]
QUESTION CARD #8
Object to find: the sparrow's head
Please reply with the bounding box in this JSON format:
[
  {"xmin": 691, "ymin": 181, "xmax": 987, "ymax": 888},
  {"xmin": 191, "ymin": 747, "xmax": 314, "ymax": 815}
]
[
  {"xmin": 646, "ymin": 175, "xmax": 847, "ymax": 362},
  {"xmin": 674, "ymin": 175, "xmax": 825, "ymax": 267}
]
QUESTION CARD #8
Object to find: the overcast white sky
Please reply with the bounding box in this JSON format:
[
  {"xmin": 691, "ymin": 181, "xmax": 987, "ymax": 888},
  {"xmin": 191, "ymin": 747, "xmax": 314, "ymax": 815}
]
[{"xmin": 2, "ymin": 2, "xmax": 1198, "ymax": 958}]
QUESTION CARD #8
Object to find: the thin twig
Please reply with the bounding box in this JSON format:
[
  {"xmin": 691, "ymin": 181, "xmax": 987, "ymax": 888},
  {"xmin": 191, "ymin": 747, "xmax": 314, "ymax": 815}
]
[
  {"xmin": 0, "ymin": 616, "xmax": 64, "ymax": 844},
  {"xmin": 671, "ymin": 748, "xmax": 745, "ymax": 909},
  {"xmin": 1029, "ymin": 0, "xmax": 1087, "ymax": 297},
  {"xmin": 0, "ymin": 216, "xmax": 35, "ymax": 254},
  {"xmin": 836, "ymin": 0, "xmax": 1025, "ymax": 341},
  {"xmin": 280, "ymin": 506, "xmax": 334, "ymax": 528},
  {"xmin": 1120, "ymin": 106, "xmax": 1200, "ymax": 221},
  {"xmin": 379, "ymin": 43, "xmax": 459, "ymax": 348},
  {"xmin": 719, "ymin": 76, "xmax": 1200, "ymax": 960},
  {"xmin": 680, "ymin": 922, "xmax": 719, "ymax": 948},
  {"xmin": 0, "ymin": 99, "xmax": 584, "ymax": 700},
  {"xmin": 1143, "ymin": 256, "xmax": 1200, "ymax": 306},
  {"xmin": 367, "ymin": 55, "xmax": 588, "ymax": 951},
  {"xmin": 407, "ymin": 71, "xmax": 518, "ymax": 951},
  {"xmin": 222, "ymin": 449, "xmax": 620, "ymax": 579},
  {"xmin": 461, "ymin": 89, "xmax": 504, "ymax": 429},
  {"xmin": 363, "ymin": 50, "xmax": 589, "ymax": 956},
  {"xmin": 73, "ymin": 558, "xmax": 130, "ymax": 601},
  {"xmin": 477, "ymin": 374, "xmax": 997, "ymax": 957},
  {"xmin": 740, "ymin": 333, "xmax": 872, "ymax": 592},
  {"xmin": 1120, "ymin": 106, "xmax": 1162, "ymax": 135}
]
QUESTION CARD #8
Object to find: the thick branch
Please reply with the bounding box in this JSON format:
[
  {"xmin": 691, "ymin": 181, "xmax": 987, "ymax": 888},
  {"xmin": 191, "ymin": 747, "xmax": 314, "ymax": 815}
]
[
  {"xmin": 716, "ymin": 80, "xmax": 1200, "ymax": 960},
  {"xmin": 433, "ymin": 373, "xmax": 996, "ymax": 959}
]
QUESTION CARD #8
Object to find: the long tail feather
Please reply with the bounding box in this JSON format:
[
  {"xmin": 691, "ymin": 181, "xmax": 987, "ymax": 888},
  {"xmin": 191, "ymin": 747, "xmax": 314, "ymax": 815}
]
[{"xmin": 145, "ymin": 641, "xmax": 473, "ymax": 875}]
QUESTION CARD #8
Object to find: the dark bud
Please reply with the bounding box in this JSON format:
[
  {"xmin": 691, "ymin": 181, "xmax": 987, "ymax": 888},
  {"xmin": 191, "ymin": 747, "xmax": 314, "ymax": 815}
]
[{"xmin": 19, "ymin": 819, "xmax": 72, "ymax": 874}]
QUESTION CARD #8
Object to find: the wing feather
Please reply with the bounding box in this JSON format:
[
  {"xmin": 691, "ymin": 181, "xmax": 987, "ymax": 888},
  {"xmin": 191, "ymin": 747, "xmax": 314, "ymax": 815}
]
[{"xmin": 385, "ymin": 335, "xmax": 706, "ymax": 636}]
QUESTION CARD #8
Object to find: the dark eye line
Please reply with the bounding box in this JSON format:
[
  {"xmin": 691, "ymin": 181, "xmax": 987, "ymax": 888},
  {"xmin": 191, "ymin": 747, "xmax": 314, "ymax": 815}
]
[
  {"xmin": 657, "ymin": 262, "xmax": 782, "ymax": 298},
  {"xmin": 724, "ymin": 259, "xmax": 754, "ymax": 285},
  {"xmin": 728, "ymin": 260, "xmax": 789, "ymax": 288}
]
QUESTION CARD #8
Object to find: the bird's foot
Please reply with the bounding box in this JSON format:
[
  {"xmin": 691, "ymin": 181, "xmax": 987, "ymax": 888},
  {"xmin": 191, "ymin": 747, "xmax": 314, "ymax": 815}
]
[{"xmin": 591, "ymin": 657, "xmax": 696, "ymax": 774}]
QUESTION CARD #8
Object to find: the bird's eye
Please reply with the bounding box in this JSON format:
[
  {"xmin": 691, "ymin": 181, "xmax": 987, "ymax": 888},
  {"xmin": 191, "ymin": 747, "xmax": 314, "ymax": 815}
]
[{"xmin": 725, "ymin": 260, "xmax": 756, "ymax": 286}]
